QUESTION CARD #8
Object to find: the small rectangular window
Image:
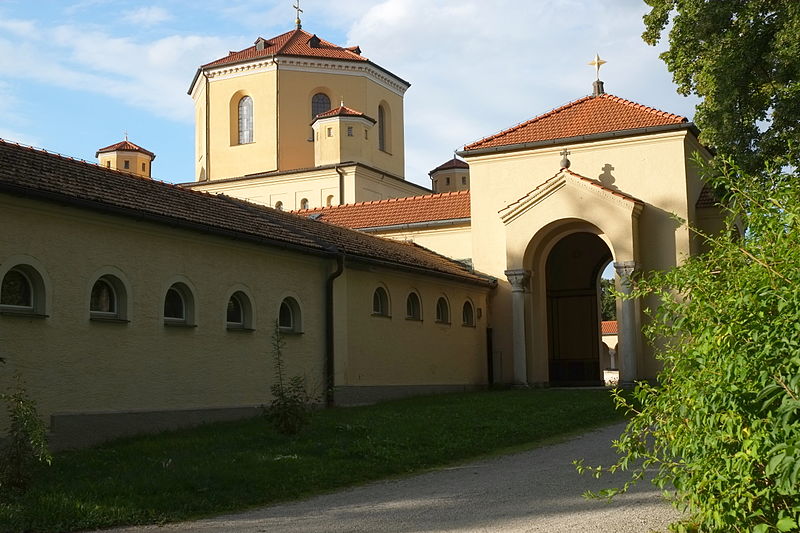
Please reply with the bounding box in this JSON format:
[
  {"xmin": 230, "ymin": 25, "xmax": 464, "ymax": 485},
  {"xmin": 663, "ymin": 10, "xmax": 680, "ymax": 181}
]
[
  {"xmin": 347, "ymin": 126, "xmax": 353, "ymax": 137},
  {"xmin": 106, "ymin": 161, "xmax": 111, "ymax": 168},
  {"xmin": 462, "ymin": 176, "xmax": 467, "ymax": 185},
  {"xmin": 446, "ymin": 177, "xmax": 450, "ymax": 185},
  {"xmin": 364, "ymin": 129, "xmax": 368, "ymax": 140},
  {"xmin": 142, "ymin": 163, "xmax": 146, "ymax": 171},
  {"xmin": 327, "ymin": 127, "xmax": 333, "ymax": 137},
  {"xmin": 123, "ymin": 160, "xmax": 130, "ymax": 169}
]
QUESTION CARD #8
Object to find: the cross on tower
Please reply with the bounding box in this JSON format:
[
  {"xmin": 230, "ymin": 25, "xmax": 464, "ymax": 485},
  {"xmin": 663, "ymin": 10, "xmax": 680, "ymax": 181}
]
[
  {"xmin": 588, "ymin": 53, "xmax": 606, "ymax": 82},
  {"xmin": 560, "ymin": 149, "xmax": 571, "ymax": 169},
  {"xmin": 123, "ymin": 130, "xmax": 128, "ymax": 141},
  {"xmin": 293, "ymin": 0, "xmax": 303, "ymax": 29}
]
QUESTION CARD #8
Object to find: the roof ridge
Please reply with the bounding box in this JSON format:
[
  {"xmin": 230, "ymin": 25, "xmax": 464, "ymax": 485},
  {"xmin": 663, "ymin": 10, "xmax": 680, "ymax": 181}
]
[
  {"xmin": 599, "ymin": 93, "xmax": 687, "ymax": 122},
  {"xmin": 464, "ymin": 95, "xmax": 592, "ymax": 149}
]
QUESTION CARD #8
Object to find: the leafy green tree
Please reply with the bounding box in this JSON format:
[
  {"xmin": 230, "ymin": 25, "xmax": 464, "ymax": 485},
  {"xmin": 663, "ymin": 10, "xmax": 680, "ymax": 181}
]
[
  {"xmin": 578, "ymin": 157, "xmax": 800, "ymax": 532},
  {"xmin": 642, "ymin": 0, "xmax": 800, "ymax": 173},
  {"xmin": 600, "ymin": 278, "xmax": 617, "ymax": 322}
]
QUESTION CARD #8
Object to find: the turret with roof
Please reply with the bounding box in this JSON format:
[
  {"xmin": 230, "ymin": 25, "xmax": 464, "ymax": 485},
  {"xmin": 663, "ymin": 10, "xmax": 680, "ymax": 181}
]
[
  {"xmin": 429, "ymin": 157, "xmax": 470, "ymax": 193},
  {"xmin": 96, "ymin": 138, "xmax": 155, "ymax": 179}
]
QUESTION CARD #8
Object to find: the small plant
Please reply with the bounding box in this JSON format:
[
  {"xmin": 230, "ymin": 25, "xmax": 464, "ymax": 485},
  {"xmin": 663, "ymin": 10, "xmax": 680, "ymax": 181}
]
[
  {"xmin": 267, "ymin": 323, "xmax": 312, "ymax": 435},
  {"xmin": 0, "ymin": 375, "xmax": 52, "ymax": 496}
]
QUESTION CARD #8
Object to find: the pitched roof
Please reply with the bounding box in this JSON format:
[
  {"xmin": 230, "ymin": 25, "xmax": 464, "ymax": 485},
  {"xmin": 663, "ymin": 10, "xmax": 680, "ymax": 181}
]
[
  {"xmin": 463, "ymin": 93, "xmax": 688, "ymax": 151},
  {"xmin": 0, "ymin": 139, "xmax": 492, "ymax": 286},
  {"xmin": 203, "ymin": 29, "xmax": 369, "ymax": 69},
  {"xmin": 95, "ymin": 140, "xmax": 155, "ymax": 159},
  {"xmin": 601, "ymin": 321, "xmax": 618, "ymax": 335},
  {"xmin": 429, "ymin": 157, "xmax": 469, "ymax": 176},
  {"xmin": 313, "ymin": 105, "xmax": 375, "ymax": 124},
  {"xmin": 296, "ymin": 191, "xmax": 471, "ymax": 230}
]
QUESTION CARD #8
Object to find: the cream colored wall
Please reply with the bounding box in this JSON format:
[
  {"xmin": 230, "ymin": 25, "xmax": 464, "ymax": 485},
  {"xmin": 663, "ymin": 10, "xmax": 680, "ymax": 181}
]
[
  {"xmin": 277, "ymin": 69, "xmax": 405, "ymax": 176},
  {"xmin": 369, "ymin": 224, "xmax": 473, "ymax": 262},
  {"xmin": 98, "ymin": 151, "xmax": 152, "ymax": 179},
  {"xmin": 0, "ymin": 194, "xmax": 329, "ymax": 432},
  {"xmin": 348, "ymin": 166, "xmax": 430, "ymax": 203},
  {"xmin": 313, "ymin": 117, "xmax": 375, "ymax": 168},
  {"xmin": 465, "ymin": 130, "xmax": 708, "ymax": 383},
  {"xmin": 193, "ymin": 69, "xmax": 279, "ymax": 181},
  {"xmin": 334, "ymin": 266, "xmax": 489, "ymax": 387}
]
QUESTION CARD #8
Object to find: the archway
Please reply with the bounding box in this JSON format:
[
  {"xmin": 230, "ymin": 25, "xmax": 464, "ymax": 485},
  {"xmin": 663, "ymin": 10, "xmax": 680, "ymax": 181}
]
[{"xmin": 545, "ymin": 232, "xmax": 612, "ymax": 385}]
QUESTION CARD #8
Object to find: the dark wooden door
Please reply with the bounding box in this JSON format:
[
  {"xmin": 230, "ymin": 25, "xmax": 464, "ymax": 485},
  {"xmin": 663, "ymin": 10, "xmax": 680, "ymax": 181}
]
[{"xmin": 547, "ymin": 290, "xmax": 602, "ymax": 385}]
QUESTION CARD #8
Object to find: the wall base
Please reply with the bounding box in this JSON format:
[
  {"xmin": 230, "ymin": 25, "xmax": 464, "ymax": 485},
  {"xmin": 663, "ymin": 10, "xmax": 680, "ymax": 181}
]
[{"xmin": 333, "ymin": 384, "xmax": 486, "ymax": 406}]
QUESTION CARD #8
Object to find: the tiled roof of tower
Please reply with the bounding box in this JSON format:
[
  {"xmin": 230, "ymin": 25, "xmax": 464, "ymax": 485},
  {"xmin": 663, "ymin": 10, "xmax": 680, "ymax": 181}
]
[
  {"xmin": 296, "ymin": 191, "xmax": 471, "ymax": 229},
  {"xmin": 601, "ymin": 321, "xmax": 618, "ymax": 335},
  {"xmin": 313, "ymin": 105, "xmax": 375, "ymax": 124},
  {"xmin": 463, "ymin": 93, "xmax": 688, "ymax": 151},
  {"xmin": 429, "ymin": 157, "xmax": 469, "ymax": 175},
  {"xmin": 203, "ymin": 28, "xmax": 369, "ymax": 69},
  {"xmin": 95, "ymin": 140, "xmax": 155, "ymax": 159},
  {"xmin": 0, "ymin": 139, "xmax": 492, "ymax": 286}
]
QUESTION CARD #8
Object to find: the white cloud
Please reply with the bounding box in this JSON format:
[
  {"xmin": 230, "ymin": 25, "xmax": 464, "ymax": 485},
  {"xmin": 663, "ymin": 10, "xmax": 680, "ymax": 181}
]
[
  {"xmin": 123, "ymin": 6, "xmax": 173, "ymax": 27},
  {"xmin": 0, "ymin": 18, "xmax": 232, "ymax": 123}
]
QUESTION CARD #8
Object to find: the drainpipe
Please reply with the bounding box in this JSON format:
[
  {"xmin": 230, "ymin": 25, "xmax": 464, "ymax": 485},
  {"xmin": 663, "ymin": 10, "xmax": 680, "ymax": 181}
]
[
  {"xmin": 335, "ymin": 165, "xmax": 346, "ymax": 205},
  {"xmin": 204, "ymin": 71, "xmax": 211, "ymax": 181},
  {"xmin": 325, "ymin": 252, "xmax": 345, "ymax": 406}
]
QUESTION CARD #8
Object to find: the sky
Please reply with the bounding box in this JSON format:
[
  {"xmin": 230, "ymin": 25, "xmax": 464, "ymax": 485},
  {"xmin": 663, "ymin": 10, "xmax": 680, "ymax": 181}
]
[{"xmin": 0, "ymin": 0, "xmax": 699, "ymax": 187}]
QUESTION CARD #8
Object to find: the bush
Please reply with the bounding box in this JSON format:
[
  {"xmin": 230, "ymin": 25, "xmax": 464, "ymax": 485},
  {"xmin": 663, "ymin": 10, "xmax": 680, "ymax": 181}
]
[
  {"xmin": 266, "ymin": 324, "xmax": 313, "ymax": 435},
  {"xmin": 0, "ymin": 376, "xmax": 51, "ymax": 496},
  {"xmin": 578, "ymin": 157, "xmax": 800, "ymax": 532}
]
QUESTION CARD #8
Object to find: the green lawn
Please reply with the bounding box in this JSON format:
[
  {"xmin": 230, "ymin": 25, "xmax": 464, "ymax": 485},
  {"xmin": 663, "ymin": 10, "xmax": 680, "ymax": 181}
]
[{"xmin": 0, "ymin": 388, "xmax": 623, "ymax": 532}]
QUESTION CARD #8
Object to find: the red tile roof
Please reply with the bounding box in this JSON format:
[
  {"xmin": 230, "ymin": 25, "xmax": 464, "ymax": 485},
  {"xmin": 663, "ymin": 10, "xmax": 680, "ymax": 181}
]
[
  {"xmin": 0, "ymin": 139, "xmax": 492, "ymax": 286},
  {"xmin": 601, "ymin": 321, "xmax": 618, "ymax": 335},
  {"xmin": 203, "ymin": 29, "xmax": 369, "ymax": 69},
  {"xmin": 313, "ymin": 105, "xmax": 375, "ymax": 124},
  {"xmin": 296, "ymin": 191, "xmax": 471, "ymax": 229},
  {"xmin": 463, "ymin": 93, "xmax": 688, "ymax": 151},
  {"xmin": 429, "ymin": 157, "xmax": 469, "ymax": 176},
  {"xmin": 96, "ymin": 140, "xmax": 155, "ymax": 159}
]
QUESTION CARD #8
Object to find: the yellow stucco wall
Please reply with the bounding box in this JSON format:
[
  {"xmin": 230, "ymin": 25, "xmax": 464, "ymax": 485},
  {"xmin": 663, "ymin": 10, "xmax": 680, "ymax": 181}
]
[
  {"xmin": 333, "ymin": 267, "xmax": 489, "ymax": 387},
  {"xmin": 369, "ymin": 224, "xmax": 473, "ymax": 262}
]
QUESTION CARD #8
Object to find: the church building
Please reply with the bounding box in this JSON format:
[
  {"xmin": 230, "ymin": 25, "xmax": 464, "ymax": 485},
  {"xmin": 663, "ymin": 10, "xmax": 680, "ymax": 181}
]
[{"xmin": 0, "ymin": 18, "xmax": 722, "ymax": 448}]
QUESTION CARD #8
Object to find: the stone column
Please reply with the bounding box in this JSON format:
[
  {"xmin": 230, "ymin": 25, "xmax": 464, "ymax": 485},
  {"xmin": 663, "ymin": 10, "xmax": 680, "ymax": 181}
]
[
  {"xmin": 505, "ymin": 269, "xmax": 531, "ymax": 386},
  {"xmin": 614, "ymin": 261, "xmax": 639, "ymax": 387}
]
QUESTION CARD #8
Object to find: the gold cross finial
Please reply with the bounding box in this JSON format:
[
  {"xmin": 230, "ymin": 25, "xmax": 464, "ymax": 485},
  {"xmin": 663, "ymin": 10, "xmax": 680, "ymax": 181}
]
[
  {"xmin": 588, "ymin": 53, "xmax": 606, "ymax": 81},
  {"xmin": 123, "ymin": 130, "xmax": 128, "ymax": 141},
  {"xmin": 293, "ymin": 0, "xmax": 303, "ymax": 29}
]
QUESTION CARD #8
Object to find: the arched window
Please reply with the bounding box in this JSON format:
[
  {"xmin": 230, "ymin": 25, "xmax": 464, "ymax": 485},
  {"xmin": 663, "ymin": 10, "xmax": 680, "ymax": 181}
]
[
  {"xmin": 300, "ymin": 198, "xmax": 309, "ymax": 210},
  {"xmin": 164, "ymin": 283, "xmax": 195, "ymax": 326},
  {"xmin": 372, "ymin": 287, "xmax": 390, "ymax": 317},
  {"xmin": 279, "ymin": 297, "xmax": 302, "ymax": 333},
  {"xmin": 462, "ymin": 300, "xmax": 475, "ymax": 327},
  {"xmin": 90, "ymin": 275, "xmax": 127, "ymax": 320},
  {"xmin": 1, "ymin": 265, "xmax": 46, "ymax": 315},
  {"xmin": 238, "ymin": 96, "xmax": 253, "ymax": 144},
  {"xmin": 274, "ymin": 201, "xmax": 283, "ymax": 211},
  {"xmin": 227, "ymin": 291, "xmax": 253, "ymax": 330},
  {"xmin": 435, "ymin": 297, "xmax": 450, "ymax": 324},
  {"xmin": 326, "ymin": 194, "xmax": 335, "ymax": 207},
  {"xmin": 377, "ymin": 104, "xmax": 387, "ymax": 151},
  {"xmin": 311, "ymin": 93, "xmax": 331, "ymax": 119},
  {"xmin": 406, "ymin": 292, "xmax": 421, "ymax": 321}
]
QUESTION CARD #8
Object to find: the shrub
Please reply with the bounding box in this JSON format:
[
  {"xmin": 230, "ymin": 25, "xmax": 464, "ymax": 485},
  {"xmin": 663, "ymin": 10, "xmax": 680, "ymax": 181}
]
[
  {"xmin": 266, "ymin": 323, "xmax": 313, "ymax": 435},
  {"xmin": 578, "ymin": 157, "xmax": 800, "ymax": 532},
  {"xmin": 0, "ymin": 376, "xmax": 52, "ymax": 496}
]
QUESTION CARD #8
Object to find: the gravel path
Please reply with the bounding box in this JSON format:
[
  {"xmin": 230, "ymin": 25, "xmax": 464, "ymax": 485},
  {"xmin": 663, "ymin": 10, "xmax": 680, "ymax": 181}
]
[{"xmin": 99, "ymin": 422, "xmax": 680, "ymax": 532}]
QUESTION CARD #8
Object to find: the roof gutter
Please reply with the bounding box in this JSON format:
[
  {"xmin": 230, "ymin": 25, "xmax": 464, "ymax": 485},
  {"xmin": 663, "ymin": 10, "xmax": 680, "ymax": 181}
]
[
  {"xmin": 359, "ymin": 217, "xmax": 471, "ymax": 233},
  {"xmin": 345, "ymin": 253, "xmax": 496, "ymax": 288},
  {"xmin": 458, "ymin": 123, "xmax": 699, "ymax": 158}
]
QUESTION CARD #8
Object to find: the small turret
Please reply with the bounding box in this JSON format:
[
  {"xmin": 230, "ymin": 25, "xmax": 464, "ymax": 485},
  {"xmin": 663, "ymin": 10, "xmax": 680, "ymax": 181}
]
[
  {"xmin": 311, "ymin": 105, "xmax": 376, "ymax": 168},
  {"xmin": 96, "ymin": 139, "xmax": 155, "ymax": 179},
  {"xmin": 429, "ymin": 157, "xmax": 469, "ymax": 193}
]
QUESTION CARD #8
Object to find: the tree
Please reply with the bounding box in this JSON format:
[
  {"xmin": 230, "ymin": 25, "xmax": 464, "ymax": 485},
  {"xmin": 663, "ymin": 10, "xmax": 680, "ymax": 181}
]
[
  {"xmin": 642, "ymin": 0, "xmax": 800, "ymax": 174},
  {"xmin": 600, "ymin": 278, "xmax": 617, "ymax": 322},
  {"xmin": 577, "ymin": 157, "xmax": 800, "ymax": 532}
]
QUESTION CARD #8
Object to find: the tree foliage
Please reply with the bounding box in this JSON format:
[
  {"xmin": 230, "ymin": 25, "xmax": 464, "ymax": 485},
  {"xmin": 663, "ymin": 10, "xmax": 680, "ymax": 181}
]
[
  {"xmin": 578, "ymin": 157, "xmax": 800, "ymax": 532},
  {"xmin": 600, "ymin": 278, "xmax": 617, "ymax": 322},
  {"xmin": 642, "ymin": 0, "xmax": 800, "ymax": 173}
]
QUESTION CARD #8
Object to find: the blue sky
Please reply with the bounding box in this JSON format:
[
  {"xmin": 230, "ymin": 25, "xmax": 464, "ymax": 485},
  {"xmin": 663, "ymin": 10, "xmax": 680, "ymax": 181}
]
[{"xmin": 0, "ymin": 0, "xmax": 698, "ymax": 186}]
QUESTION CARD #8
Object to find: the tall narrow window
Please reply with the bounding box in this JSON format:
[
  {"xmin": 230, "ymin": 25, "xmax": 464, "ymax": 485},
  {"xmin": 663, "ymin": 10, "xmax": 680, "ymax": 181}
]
[
  {"xmin": 406, "ymin": 292, "xmax": 421, "ymax": 321},
  {"xmin": 227, "ymin": 291, "xmax": 252, "ymax": 330},
  {"xmin": 435, "ymin": 297, "xmax": 450, "ymax": 324},
  {"xmin": 279, "ymin": 297, "xmax": 302, "ymax": 333},
  {"xmin": 300, "ymin": 198, "xmax": 309, "ymax": 210},
  {"xmin": 378, "ymin": 105, "xmax": 386, "ymax": 151},
  {"xmin": 311, "ymin": 93, "xmax": 331, "ymax": 119},
  {"xmin": 372, "ymin": 287, "xmax": 390, "ymax": 317},
  {"xmin": 90, "ymin": 278, "xmax": 117, "ymax": 316},
  {"xmin": 462, "ymin": 301, "xmax": 475, "ymax": 327},
  {"xmin": 238, "ymin": 96, "xmax": 253, "ymax": 144}
]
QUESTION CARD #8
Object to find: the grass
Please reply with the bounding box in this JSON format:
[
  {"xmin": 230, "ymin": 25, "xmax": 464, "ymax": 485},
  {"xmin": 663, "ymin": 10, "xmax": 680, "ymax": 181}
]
[{"xmin": 0, "ymin": 388, "xmax": 624, "ymax": 532}]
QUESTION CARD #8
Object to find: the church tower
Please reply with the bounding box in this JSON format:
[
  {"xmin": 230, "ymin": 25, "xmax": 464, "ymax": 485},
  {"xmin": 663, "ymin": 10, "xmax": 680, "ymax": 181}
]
[
  {"xmin": 96, "ymin": 139, "xmax": 155, "ymax": 179},
  {"xmin": 188, "ymin": 24, "xmax": 410, "ymax": 182}
]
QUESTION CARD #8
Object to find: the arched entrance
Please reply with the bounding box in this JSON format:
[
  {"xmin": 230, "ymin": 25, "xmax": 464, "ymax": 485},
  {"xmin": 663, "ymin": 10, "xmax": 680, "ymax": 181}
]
[{"xmin": 545, "ymin": 232, "xmax": 611, "ymax": 385}]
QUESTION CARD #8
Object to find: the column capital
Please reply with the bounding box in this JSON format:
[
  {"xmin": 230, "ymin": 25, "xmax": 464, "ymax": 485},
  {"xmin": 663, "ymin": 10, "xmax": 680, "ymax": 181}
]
[
  {"xmin": 613, "ymin": 261, "xmax": 638, "ymax": 278},
  {"xmin": 504, "ymin": 269, "xmax": 531, "ymax": 292}
]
